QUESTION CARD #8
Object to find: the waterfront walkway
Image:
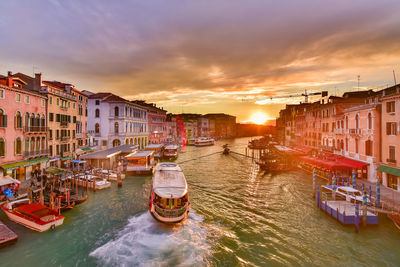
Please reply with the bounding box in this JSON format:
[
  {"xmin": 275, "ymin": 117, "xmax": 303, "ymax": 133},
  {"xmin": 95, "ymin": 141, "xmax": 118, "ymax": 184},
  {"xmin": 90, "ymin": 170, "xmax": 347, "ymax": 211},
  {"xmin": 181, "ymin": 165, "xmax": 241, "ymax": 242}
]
[{"xmin": 356, "ymin": 180, "xmax": 400, "ymax": 210}]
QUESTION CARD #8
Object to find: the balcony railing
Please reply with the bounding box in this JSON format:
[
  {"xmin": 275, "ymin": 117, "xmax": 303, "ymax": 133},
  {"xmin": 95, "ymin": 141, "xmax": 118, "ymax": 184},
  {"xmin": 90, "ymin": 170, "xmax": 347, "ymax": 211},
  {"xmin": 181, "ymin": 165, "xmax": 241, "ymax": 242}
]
[
  {"xmin": 60, "ymin": 121, "xmax": 69, "ymax": 127},
  {"xmin": 24, "ymin": 126, "xmax": 48, "ymax": 133},
  {"xmin": 60, "ymin": 136, "xmax": 71, "ymax": 142},
  {"xmin": 348, "ymin": 128, "xmax": 362, "ymax": 135},
  {"xmin": 387, "ymin": 158, "xmax": 397, "ymax": 164},
  {"xmin": 24, "ymin": 150, "xmax": 49, "ymax": 157}
]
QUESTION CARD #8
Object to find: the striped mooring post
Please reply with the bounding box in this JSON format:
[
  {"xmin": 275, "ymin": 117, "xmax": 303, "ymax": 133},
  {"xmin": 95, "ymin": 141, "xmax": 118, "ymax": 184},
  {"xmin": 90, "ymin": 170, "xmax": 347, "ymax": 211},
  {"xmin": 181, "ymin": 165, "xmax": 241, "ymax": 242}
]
[
  {"xmin": 347, "ymin": 176, "xmax": 350, "ymax": 186},
  {"xmin": 355, "ymin": 203, "xmax": 360, "ymax": 233},
  {"xmin": 313, "ymin": 169, "xmax": 316, "ymax": 198},
  {"xmin": 376, "ymin": 177, "xmax": 381, "ymax": 208},
  {"xmin": 362, "ymin": 183, "xmax": 365, "ymax": 193},
  {"xmin": 332, "ymin": 174, "xmax": 336, "ymax": 190},
  {"xmin": 328, "ymin": 172, "xmax": 331, "ymax": 185},
  {"xmin": 352, "ymin": 170, "xmax": 356, "ymax": 189},
  {"xmin": 369, "ymin": 185, "xmax": 372, "ymax": 201},
  {"xmin": 362, "ymin": 192, "xmax": 368, "ymax": 226}
]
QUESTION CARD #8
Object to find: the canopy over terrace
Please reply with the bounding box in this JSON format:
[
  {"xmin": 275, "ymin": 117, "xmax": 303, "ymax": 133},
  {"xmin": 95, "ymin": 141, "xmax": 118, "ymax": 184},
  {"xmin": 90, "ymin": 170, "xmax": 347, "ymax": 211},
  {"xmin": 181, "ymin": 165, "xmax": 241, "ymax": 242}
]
[{"xmin": 80, "ymin": 144, "xmax": 138, "ymax": 169}]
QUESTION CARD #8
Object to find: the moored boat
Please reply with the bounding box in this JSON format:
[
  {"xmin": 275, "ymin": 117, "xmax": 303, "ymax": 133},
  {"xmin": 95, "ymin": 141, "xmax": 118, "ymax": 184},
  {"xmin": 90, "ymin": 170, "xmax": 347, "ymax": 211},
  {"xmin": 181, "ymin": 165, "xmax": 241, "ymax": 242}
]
[
  {"xmin": 1, "ymin": 199, "xmax": 64, "ymax": 232},
  {"xmin": 149, "ymin": 163, "xmax": 190, "ymax": 224},
  {"xmin": 145, "ymin": 144, "xmax": 165, "ymax": 159},
  {"xmin": 187, "ymin": 138, "xmax": 197, "ymax": 146},
  {"xmin": 163, "ymin": 145, "xmax": 179, "ymax": 160},
  {"xmin": 125, "ymin": 150, "xmax": 156, "ymax": 175},
  {"xmin": 194, "ymin": 137, "xmax": 215, "ymax": 147}
]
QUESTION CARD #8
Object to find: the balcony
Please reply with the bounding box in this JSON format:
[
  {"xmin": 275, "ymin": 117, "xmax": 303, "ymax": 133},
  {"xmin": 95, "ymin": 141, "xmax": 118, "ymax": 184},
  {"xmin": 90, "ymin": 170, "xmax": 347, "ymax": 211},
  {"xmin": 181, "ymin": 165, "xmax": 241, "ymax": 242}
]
[
  {"xmin": 24, "ymin": 150, "xmax": 49, "ymax": 158},
  {"xmin": 60, "ymin": 121, "xmax": 69, "ymax": 127},
  {"xmin": 60, "ymin": 136, "xmax": 71, "ymax": 142},
  {"xmin": 24, "ymin": 126, "xmax": 48, "ymax": 133},
  {"xmin": 348, "ymin": 128, "xmax": 362, "ymax": 135},
  {"xmin": 334, "ymin": 129, "xmax": 344, "ymax": 134},
  {"xmin": 387, "ymin": 158, "xmax": 397, "ymax": 164}
]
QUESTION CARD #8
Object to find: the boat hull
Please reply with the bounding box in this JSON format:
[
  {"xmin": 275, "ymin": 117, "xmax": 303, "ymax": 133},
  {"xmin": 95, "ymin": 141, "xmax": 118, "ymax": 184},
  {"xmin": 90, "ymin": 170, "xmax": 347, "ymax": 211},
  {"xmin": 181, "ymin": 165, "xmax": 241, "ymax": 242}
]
[
  {"xmin": 1, "ymin": 208, "xmax": 64, "ymax": 232},
  {"xmin": 149, "ymin": 205, "xmax": 190, "ymax": 224}
]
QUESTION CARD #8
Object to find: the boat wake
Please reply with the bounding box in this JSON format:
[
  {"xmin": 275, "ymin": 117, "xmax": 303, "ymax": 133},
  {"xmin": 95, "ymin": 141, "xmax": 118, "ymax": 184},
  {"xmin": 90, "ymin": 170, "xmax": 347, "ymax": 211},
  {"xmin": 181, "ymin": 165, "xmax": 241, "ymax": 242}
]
[{"xmin": 90, "ymin": 211, "xmax": 210, "ymax": 267}]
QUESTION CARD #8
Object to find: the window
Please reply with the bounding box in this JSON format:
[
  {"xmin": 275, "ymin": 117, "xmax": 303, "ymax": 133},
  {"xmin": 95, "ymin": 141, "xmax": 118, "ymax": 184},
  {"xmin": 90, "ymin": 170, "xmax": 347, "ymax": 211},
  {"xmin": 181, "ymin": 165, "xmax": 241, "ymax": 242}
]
[
  {"xmin": 49, "ymin": 145, "xmax": 53, "ymax": 157},
  {"xmin": 49, "ymin": 113, "xmax": 54, "ymax": 122},
  {"xmin": 49, "ymin": 96, "xmax": 52, "ymax": 104},
  {"xmin": 56, "ymin": 98, "xmax": 59, "ymax": 106},
  {"xmin": 365, "ymin": 140, "xmax": 373, "ymax": 156},
  {"xmin": 95, "ymin": 109, "xmax": 100, "ymax": 118},
  {"xmin": 102, "ymin": 140, "xmax": 107, "ymax": 146},
  {"xmin": 114, "ymin": 106, "xmax": 119, "ymax": 117},
  {"xmin": 25, "ymin": 95, "xmax": 30, "ymax": 104},
  {"xmin": 387, "ymin": 101, "xmax": 395, "ymax": 113},
  {"xmin": 73, "ymin": 116, "xmax": 76, "ymax": 123},
  {"xmin": 15, "ymin": 111, "xmax": 22, "ymax": 129},
  {"xmin": 345, "ymin": 116, "xmax": 348, "ymax": 129},
  {"xmin": 387, "ymin": 174, "xmax": 398, "ymax": 190},
  {"xmin": 41, "ymin": 99, "xmax": 45, "ymax": 107},
  {"xmin": 15, "ymin": 137, "xmax": 22, "ymax": 155},
  {"xmin": 355, "ymin": 114, "xmax": 359, "ymax": 129},
  {"xmin": 0, "ymin": 89, "xmax": 4, "ymax": 98},
  {"xmin": 16, "ymin": 93, "xmax": 21, "ymax": 102},
  {"xmin": 49, "ymin": 129, "xmax": 53, "ymax": 140},
  {"xmin": 95, "ymin": 123, "xmax": 100, "ymax": 133},
  {"xmin": 355, "ymin": 138, "xmax": 359, "ymax": 154},
  {"xmin": 0, "ymin": 138, "xmax": 5, "ymax": 157},
  {"xmin": 114, "ymin": 122, "xmax": 119, "ymax": 133},
  {"xmin": 389, "ymin": 146, "xmax": 396, "ymax": 163},
  {"xmin": 24, "ymin": 138, "xmax": 29, "ymax": 153},
  {"xmin": 56, "ymin": 114, "xmax": 60, "ymax": 122},
  {"xmin": 96, "ymin": 100, "xmax": 100, "ymax": 105},
  {"xmin": 0, "ymin": 109, "xmax": 7, "ymax": 127},
  {"xmin": 368, "ymin": 113, "xmax": 372, "ymax": 130},
  {"xmin": 386, "ymin": 122, "xmax": 397, "ymax": 135}
]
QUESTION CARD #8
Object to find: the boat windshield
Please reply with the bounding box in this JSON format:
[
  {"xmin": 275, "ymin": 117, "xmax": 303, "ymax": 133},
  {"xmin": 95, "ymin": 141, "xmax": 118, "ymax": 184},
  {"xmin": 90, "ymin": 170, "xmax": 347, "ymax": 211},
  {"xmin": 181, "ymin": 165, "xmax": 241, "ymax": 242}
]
[{"xmin": 154, "ymin": 193, "xmax": 188, "ymax": 209}]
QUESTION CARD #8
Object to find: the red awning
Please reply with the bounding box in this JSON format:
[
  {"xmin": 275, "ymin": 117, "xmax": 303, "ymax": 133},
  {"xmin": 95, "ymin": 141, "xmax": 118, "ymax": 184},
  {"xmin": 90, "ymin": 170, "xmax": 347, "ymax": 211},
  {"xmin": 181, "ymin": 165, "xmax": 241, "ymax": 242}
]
[
  {"xmin": 300, "ymin": 156, "xmax": 353, "ymax": 171},
  {"xmin": 336, "ymin": 156, "xmax": 368, "ymax": 169},
  {"xmin": 293, "ymin": 145, "xmax": 313, "ymax": 154}
]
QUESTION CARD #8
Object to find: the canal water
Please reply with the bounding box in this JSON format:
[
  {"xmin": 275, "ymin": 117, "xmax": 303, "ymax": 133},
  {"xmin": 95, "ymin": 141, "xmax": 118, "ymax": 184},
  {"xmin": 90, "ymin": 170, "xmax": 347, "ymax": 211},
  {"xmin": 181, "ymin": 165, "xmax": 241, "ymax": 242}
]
[{"xmin": 1, "ymin": 137, "xmax": 400, "ymax": 266}]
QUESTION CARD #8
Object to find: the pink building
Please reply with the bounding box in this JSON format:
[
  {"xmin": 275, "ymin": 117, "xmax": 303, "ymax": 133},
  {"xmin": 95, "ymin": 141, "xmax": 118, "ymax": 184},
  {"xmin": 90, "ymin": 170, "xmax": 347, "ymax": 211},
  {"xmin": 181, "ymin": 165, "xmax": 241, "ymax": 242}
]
[
  {"xmin": 133, "ymin": 101, "xmax": 167, "ymax": 144},
  {"xmin": 0, "ymin": 74, "xmax": 48, "ymax": 181},
  {"xmin": 378, "ymin": 86, "xmax": 400, "ymax": 190}
]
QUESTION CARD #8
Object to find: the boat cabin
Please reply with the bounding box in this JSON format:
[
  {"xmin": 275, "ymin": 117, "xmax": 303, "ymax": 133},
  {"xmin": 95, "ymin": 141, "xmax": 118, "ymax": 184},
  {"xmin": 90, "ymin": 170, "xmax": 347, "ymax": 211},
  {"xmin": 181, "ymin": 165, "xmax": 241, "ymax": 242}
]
[
  {"xmin": 163, "ymin": 145, "xmax": 179, "ymax": 159},
  {"xmin": 125, "ymin": 150, "xmax": 155, "ymax": 175},
  {"xmin": 145, "ymin": 144, "xmax": 165, "ymax": 159}
]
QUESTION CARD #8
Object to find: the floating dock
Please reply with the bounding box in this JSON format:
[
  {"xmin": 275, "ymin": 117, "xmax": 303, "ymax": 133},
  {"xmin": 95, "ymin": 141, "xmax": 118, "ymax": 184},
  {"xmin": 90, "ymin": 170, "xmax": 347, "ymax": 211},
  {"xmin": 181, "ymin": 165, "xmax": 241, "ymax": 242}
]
[
  {"xmin": 319, "ymin": 200, "xmax": 378, "ymax": 225},
  {"xmin": 0, "ymin": 221, "xmax": 18, "ymax": 248}
]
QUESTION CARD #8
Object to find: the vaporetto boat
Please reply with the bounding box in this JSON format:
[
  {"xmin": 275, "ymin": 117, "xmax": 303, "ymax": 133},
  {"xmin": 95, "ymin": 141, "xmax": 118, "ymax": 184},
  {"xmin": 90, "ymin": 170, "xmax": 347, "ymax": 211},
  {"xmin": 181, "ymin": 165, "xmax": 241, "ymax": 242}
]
[{"xmin": 149, "ymin": 163, "xmax": 190, "ymax": 224}]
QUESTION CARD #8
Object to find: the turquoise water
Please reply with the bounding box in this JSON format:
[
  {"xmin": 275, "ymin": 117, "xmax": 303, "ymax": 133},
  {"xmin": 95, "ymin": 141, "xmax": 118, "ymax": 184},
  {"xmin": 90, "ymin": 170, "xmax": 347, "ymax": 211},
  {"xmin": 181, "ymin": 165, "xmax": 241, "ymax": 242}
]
[{"xmin": 1, "ymin": 137, "xmax": 400, "ymax": 266}]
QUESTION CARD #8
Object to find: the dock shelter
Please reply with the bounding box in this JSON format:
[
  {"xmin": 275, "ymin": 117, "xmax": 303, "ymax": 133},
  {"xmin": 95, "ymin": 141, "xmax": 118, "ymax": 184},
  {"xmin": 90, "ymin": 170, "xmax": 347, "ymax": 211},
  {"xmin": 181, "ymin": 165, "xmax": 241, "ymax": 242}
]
[{"xmin": 80, "ymin": 145, "xmax": 138, "ymax": 169}]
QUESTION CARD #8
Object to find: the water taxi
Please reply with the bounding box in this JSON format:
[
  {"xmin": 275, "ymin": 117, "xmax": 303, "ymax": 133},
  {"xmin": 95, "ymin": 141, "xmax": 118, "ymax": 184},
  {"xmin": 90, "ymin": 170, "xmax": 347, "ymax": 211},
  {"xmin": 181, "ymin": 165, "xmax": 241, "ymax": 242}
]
[
  {"xmin": 1, "ymin": 199, "xmax": 64, "ymax": 232},
  {"xmin": 194, "ymin": 137, "xmax": 215, "ymax": 147},
  {"xmin": 125, "ymin": 150, "xmax": 156, "ymax": 175},
  {"xmin": 321, "ymin": 185, "xmax": 368, "ymax": 204},
  {"xmin": 187, "ymin": 138, "xmax": 197, "ymax": 146},
  {"xmin": 145, "ymin": 144, "xmax": 165, "ymax": 159},
  {"xmin": 163, "ymin": 145, "xmax": 179, "ymax": 160},
  {"xmin": 149, "ymin": 163, "xmax": 190, "ymax": 224}
]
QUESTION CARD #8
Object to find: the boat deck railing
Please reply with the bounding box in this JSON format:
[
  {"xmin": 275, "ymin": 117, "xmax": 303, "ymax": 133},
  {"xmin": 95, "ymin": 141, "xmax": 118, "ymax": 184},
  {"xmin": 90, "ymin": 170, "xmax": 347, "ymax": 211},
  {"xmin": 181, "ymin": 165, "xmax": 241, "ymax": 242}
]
[{"xmin": 153, "ymin": 202, "xmax": 188, "ymax": 218}]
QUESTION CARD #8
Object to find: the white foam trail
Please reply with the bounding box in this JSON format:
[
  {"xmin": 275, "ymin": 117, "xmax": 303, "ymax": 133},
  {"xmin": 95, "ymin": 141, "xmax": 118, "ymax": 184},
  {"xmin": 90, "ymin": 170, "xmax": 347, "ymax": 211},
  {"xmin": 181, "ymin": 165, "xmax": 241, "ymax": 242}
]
[{"xmin": 90, "ymin": 211, "xmax": 210, "ymax": 267}]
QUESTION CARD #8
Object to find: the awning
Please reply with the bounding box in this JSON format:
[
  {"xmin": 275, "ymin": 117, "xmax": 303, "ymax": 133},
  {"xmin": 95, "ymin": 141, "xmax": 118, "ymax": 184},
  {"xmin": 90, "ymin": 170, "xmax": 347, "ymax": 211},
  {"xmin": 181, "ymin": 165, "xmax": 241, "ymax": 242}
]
[
  {"xmin": 301, "ymin": 156, "xmax": 352, "ymax": 171},
  {"xmin": 0, "ymin": 157, "xmax": 49, "ymax": 171},
  {"xmin": 71, "ymin": 160, "xmax": 86, "ymax": 163},
  {"xmin": 75, "ymin": 148, "xmax": 85, "ymax": 155},
  {"xmin": 0, "ymin": 176, "xmax": 21, "ymax": 186},
  {"xmin": 293, "ymin": 145, "xmax": 313, "ymax": 154},
  {"xmin": 337, "ymin": 157, "xmax": 368, "ymax": 169},
  {"xmin": 61, "ymin": 156, "xmax": 72, "ymax": 161},
  {"xmin": 377, "ymin": 165, "xmax": 400, "ymax": 177},
  {"xmin": 45, "ymin": 166, "xmax": 68, "ymax": 175},
  {"xmin": 82, "ymin": 147, "xmax": 94, "ymax": 152}
]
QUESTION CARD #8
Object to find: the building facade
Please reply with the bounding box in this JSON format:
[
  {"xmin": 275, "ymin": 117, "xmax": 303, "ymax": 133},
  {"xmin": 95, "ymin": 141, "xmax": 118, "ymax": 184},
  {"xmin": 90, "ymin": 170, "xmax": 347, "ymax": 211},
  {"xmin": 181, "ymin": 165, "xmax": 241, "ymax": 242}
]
[
  {"xmin": 88, "ymin": 93, "xmax": 148, "ymax": 150},
  {"xmin": 133, "ymin": 101, "xmax": 167, "ymax": 144},
  {"xmin": 0, "ymin": 74, "xmax": 48, "ymax": 181}
]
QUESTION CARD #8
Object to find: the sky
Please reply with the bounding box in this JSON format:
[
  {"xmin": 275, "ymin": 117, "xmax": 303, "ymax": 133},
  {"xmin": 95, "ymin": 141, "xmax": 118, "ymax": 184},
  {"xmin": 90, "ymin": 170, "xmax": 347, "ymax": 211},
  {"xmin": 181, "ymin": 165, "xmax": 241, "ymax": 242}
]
[{"xmin": 1, "ymin": 0, "xmax": 400, "ymax": 123}]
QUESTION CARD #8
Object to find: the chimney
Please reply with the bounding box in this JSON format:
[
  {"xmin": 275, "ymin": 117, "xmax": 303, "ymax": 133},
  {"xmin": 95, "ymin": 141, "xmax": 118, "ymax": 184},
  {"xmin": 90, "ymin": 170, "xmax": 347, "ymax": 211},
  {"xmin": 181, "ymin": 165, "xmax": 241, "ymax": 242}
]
[
  {"xmin": 33, "ymin": 73, "xmax": 42, "ymax": 91},
  {"xmin": 7, "ymin": 71, "xmax": 12, "ymax": 77}
]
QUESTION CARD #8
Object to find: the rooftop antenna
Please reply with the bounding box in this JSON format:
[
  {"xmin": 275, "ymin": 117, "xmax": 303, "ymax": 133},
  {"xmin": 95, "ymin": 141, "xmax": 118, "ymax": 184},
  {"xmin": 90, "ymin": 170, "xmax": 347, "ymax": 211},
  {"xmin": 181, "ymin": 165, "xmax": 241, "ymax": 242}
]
[
  {"xmin": 393, "ymin": 69, "xmax": 397, "ymax": 85},
  {"xmin": 357, "ymin": 75, "xmax": 360, "ymax": 91}
]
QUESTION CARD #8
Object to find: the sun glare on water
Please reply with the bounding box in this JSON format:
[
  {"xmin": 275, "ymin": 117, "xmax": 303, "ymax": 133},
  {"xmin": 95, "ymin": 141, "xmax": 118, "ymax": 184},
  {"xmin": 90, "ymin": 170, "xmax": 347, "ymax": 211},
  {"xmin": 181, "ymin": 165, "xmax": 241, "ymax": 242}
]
[{"xmin": 249, "ymin": 112, "xmax": 269, "ymax": 125}]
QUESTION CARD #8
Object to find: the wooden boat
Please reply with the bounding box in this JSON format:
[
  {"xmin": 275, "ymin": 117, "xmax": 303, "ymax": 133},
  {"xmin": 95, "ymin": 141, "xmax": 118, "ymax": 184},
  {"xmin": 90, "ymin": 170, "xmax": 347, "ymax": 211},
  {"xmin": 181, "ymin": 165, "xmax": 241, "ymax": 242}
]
[
  {"xmin": 0, "ymin": 220, "xmax": 18, "ymax": 247},
  {"xmin": 69, "ymin": 194, "xmax": 88, "ymax": 205},
  {"xmin": 149, "ymin": 163, "xmax": 190, "ymax": 224},
  {"xmin": 163, "ymin": 145, "xmax": 179, "ymax": 160},
  {"xmin": 195, "ymin": 137, "xmax": 215, "ymax": 147},
  {"xmin": 187, "ymin": 138, "xmax": 197, "ymax": 146},
  {"xmin": 76, "ymin": 175, "xmax": 111, "ymax": 190},
  {"xmin": 125, "ymin": 150, "xmax": 156, "ymax": 175},
  {"xmin": 222, "ymin": 144, "xmax": 230, "ymax": 155},
  {"xmin": 1, "ymin": 199, "xmax": 64, "ymax": 232},
  {"xmin": 145, "ymin": 144, "xmax": 165, "ymax": 159}
]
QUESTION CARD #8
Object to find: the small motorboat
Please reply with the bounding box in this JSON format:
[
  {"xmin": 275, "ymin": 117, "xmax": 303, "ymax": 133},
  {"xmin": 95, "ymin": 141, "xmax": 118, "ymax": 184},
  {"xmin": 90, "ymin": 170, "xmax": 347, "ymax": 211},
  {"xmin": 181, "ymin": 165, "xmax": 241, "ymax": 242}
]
[
  {"xmin": 1, "ymin": 199, "xmax": 64, "ymax": 232},
  {"xmin": 149, "ymin": 163, "xmax": 190, "ymax": 224},
  {"xmin": 187, "ymin": 138, "xmax": 197, "ymax": 146},
  {"xmin": 163, "ymin": 145, "xmax": 179, "ymax": 160},
  {"xmin": 195, "ymin": 137, "xmax": 215, "ymax": 147},
  {"xmin": 100, "ymin": 170, "xmax": 126, "ymax": 181},
  {"xmin": 222, "ymin": 144, "xmax": 230, "ymax": 155}
]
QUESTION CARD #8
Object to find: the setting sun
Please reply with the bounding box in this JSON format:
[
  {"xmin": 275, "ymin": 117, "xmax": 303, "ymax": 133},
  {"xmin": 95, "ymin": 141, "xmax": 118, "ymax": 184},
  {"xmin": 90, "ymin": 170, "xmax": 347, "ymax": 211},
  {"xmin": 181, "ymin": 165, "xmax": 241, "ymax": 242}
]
[{"xmin": 249, "ymin": 111, "xmax": 269, "ymax": 125}]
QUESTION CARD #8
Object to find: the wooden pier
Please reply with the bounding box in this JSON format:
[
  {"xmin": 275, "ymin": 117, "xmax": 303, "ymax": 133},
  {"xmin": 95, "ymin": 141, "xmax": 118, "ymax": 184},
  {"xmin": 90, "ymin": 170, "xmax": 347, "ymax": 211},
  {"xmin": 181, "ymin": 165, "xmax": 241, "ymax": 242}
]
[{"xmin": 0, "ymin": 221, "xmax": 18, "ymax": 248}]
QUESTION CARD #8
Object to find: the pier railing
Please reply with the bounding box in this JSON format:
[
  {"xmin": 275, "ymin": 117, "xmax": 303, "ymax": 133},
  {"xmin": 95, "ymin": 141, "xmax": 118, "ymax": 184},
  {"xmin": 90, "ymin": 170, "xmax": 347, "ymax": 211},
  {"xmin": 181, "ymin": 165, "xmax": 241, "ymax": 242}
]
[{"xmin": 153, "ymin": 202, "xmax": 188, "ymax": 218}]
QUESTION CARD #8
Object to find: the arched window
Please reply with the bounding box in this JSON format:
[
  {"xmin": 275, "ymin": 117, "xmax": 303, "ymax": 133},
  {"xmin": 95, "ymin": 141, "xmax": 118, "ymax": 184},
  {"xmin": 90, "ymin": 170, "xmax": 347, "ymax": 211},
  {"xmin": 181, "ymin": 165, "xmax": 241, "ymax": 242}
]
[
  {"xmin": 24, "ymin": 112, "xmax": 29, "ymax": 128},
  {"xmin": 30, "ymin": 113, "xmax": 35, "ymax": 127},
  {"xmin": 95, "ymin": 109, "xmax": 100, "ymax": 118},
  {"xmin": 0, "ymin": 109, "xmax": 6, "ymax": 127},
  {"xmin": 35, "ymin": 114, "xmax": 40, "ymax": 127},
  {"xmin": 345, "ymin": 116, "xmax": 348, "ymax": 129},
  {"xmin": 15, "ymin": 137, "xmax": 22, "ymax": 155},
  {"xmin": 368, "ymin": 113, "xmax": 372, "ymax": 130},
  {"xmin": 130, "ymin": 122, "xmax": 133, "ymax": 132},
  {"xmin": 341, "ymin": 140, "xmax": 344, "ymax": 150},
  {"xmin": 41, "ymin": 137, "xmax": 46, "ymax": 150},
  {"xmin": 36, "ymin": 137, "xmax": 40, "ymax": 152},
  {"xmin": 125, "ymin": 138, "xmax": 129, "ymax": 144},
  {"xmin": 332, "ymin": 139, "xmax": 335, "ymax": 149},
  {"xmin": 25, "ymin": 138, "xmax": 29, "ymax": 153},
  {"xmin": 114, "ymin": 122, "xmax": 119, "ymax": 133},
  {"xmin": 355, "ymin": 114, "xmax": 359, "ymax": 129},
  {"xmin": 30, "ymin": 137, "xmax": 35, "ymax": 152},
  {"xmin": 95, "ymin": 123, "xmax": 100, "ymax": 133},
  {"xmin": 15, "ymin": 111, "xmax": 22, "ymax": 129},
  {"xmin": 114, "ymin": 106, "xmax": 119, "ymax": 117},
  {"xmin": 0, "ymin": 138, "xmax": 5, "ymax": 157},
  {"xmin": 41, "ymin": 114, "xmax": 45, "ymax": 127},
  {"xmin": 112, "ymin": 139, "xmax": 120, "ymax": 147}
]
